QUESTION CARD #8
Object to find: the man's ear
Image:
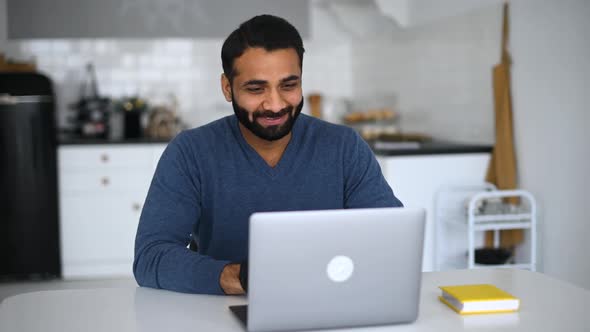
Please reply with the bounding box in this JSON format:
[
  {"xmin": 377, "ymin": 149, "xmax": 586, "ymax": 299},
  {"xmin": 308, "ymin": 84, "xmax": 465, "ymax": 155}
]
[{"xmin": 221, "ymin": 74, "xmax": 232, "ymax": 102}]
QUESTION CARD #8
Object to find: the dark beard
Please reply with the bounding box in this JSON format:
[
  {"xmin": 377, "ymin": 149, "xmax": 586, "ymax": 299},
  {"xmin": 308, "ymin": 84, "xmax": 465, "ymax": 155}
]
[{"xmin": 232, "ymin": 97, "xmax": 304, "ymax": 141}]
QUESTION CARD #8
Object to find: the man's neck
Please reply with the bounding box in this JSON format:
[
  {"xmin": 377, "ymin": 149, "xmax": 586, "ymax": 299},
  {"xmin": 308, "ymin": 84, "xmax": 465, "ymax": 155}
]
[{"xmin": 238, "ymin": 123, "xmax": 292, "ymax": 168}]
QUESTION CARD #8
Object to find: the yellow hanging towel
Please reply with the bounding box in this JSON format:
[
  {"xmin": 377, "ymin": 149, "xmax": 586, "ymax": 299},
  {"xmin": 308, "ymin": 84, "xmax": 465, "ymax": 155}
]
[{"xmin": 485, "ymin": 3, "xmax": 522, "ymax": 249}]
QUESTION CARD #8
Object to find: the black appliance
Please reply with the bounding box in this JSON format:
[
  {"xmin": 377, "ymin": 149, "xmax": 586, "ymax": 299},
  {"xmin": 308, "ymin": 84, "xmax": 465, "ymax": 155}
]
[
  {"xmin": 113, "ymin": 97, "xmax": 148, "ymax": 139},
  {"xmin": 0, "ymin": 72, "xmax": 61, "ymax": 280},
  {"xmin": 68, "ymin": 63, "xmax": 110, "ymax": 139}
]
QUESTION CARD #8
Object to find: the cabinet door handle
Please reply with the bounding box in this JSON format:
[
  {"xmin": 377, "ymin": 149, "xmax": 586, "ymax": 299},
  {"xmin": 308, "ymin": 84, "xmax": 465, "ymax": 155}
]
[
  {"xmin": 100, "ymin": 177, "xmax": 110, "ymax": 186},
  {"xmin": 100, "ymin": 153, "xmax": 109, "ymax": 163},
  {"xmin": 132, "ymin": 203, "xmax": 141, "ymax": 211}
]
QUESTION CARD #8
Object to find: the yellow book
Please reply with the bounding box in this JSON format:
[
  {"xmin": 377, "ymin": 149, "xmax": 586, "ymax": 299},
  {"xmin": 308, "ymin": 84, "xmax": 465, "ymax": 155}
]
[{"xmin": 439, "ymin": 284, "xmax": 520, "ymax": 315}]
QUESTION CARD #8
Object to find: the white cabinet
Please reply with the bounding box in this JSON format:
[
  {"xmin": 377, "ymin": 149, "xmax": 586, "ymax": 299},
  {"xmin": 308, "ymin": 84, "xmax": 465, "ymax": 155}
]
[
  {"xmin": 58, "ymin": 144, "xmax": 167, "ymax": 279},
  {"xmin": 377, "ymin": 153, "xmax": 491, "ymax": 272}
]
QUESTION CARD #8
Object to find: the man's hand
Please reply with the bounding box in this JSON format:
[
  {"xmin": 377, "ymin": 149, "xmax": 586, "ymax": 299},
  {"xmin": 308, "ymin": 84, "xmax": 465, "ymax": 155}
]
[{"xmin": 220, "ymin": 263, "xmax": 245, "ymax": 295}]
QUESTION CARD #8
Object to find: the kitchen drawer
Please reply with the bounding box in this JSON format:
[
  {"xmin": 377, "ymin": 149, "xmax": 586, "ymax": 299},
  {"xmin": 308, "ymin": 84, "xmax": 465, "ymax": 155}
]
[
  {"xmin": 59, "ymin": 194, "xmax": 145, "ymax": 265},
  {"xmin": 59, "ymin": 168, "xmax": 154, "ymax": 195},
  {"xmin": 58, "ymin": 145, "xmax": 155, "ymax": 170}
]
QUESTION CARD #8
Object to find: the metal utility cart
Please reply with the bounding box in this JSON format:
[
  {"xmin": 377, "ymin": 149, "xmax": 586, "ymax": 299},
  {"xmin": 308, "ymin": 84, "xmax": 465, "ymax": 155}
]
[
  {"xmin": 435, "ymin": 184, "xmax": 537, "ymax": 271},
  {"xmin": 466, "ymin": 189, "xmax": 537, "ymax": 271}
]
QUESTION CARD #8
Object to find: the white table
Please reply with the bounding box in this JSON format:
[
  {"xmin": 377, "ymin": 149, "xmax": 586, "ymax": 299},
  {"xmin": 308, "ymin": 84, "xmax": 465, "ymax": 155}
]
[{"xmin": 1, "ymin": 269, "xmax": 589, "ymax": 331}]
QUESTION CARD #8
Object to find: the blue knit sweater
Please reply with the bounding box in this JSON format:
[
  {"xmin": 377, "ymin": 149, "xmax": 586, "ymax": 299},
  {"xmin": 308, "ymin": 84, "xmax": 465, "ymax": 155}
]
[{"xmin": 133, "ymin": 114, "xmax": 402, "ymax": 294}]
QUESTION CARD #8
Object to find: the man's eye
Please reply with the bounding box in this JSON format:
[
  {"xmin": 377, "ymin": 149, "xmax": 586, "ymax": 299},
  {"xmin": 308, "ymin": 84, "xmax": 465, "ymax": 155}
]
[
  {"xmin": 247, "ymin": 87, "xmax": 263, "ymax": 93},
  {"xmin": 282, "ymin": 84, "xmax": 297, "ymax": 90}
]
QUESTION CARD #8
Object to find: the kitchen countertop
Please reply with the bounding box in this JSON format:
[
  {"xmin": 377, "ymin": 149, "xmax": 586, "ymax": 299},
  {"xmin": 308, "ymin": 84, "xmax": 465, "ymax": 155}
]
[
  {"xmin": 58, "ymin": 136, "xmax": 493, "ymax": 156},
  {"xmin": 371, "ymin": 141, "xmax": 493, "ymax": 156}
]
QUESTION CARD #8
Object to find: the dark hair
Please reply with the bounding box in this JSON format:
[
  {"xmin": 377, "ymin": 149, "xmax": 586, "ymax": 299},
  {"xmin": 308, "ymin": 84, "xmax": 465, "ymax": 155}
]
[{"xmin": 221, "ymin": 14, "xmax": 305, "ymax": 83}]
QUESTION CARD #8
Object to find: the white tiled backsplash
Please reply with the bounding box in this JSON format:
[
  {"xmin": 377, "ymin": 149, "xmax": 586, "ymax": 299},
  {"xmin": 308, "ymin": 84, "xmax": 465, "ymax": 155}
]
[
  {"xmin": 1, "ymin": 1, "xmax": 501, "ymax": 143},
  {"xmin": 350, "ymin": 5, "xmax": 502, "ymax": 143},
  {"xmin": 4, "ymin": 38, "xmax": 354, "ymax": 130}
]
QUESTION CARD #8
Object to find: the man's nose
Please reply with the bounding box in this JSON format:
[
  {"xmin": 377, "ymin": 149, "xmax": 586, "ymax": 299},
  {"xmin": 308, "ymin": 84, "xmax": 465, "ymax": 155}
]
[{"xmin": 262, "ymin": 88, "xmax": 287, "ymax": 112}]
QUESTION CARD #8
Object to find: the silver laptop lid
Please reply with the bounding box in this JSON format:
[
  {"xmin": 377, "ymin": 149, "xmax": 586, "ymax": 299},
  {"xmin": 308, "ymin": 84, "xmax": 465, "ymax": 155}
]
[{"xmin": 247, "ymin": 207, "xmax": 426, "ymax": 332}]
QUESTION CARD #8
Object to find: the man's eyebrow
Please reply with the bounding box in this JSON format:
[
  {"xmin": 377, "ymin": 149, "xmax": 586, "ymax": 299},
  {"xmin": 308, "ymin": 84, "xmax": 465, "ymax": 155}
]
[
  {"xmin": 280, "ymin": 75, "xmax": 300, "ymax": 83},
  {"xmin": 241, "ymin": 75, "xmax": 300, "ymax": 87},
  {"xmin": 242, "ymin": 79, "xmax": 267, "ymax": 87}
]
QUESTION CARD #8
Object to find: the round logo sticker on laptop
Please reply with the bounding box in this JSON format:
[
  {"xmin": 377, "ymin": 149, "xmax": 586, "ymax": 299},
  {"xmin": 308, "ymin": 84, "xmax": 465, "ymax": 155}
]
[{"xmin": 326, "ymin": 256, "xmax": 354, "ymax": 282}]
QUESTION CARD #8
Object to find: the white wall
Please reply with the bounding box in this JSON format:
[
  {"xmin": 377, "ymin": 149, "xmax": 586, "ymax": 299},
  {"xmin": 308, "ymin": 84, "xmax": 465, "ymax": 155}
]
[
  {"xmin": 407, "ymin": 0, "xmax": 502, "ymax": 27},
  {"xmin": 511, "ymin": 0, "xmax": 590, "ymax": 289}
]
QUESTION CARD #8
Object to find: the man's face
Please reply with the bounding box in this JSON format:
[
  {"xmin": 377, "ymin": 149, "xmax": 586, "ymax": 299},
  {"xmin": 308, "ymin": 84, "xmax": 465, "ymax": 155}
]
[{"xmin": 222, "ymin": 47, "xmax": 303, "ymax": 141}]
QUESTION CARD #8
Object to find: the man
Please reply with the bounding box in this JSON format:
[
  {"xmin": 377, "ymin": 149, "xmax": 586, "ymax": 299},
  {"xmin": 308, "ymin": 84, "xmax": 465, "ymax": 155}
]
[{"xmin": 133, "ymin": 14, "xmax": 402, "ymax": 296}]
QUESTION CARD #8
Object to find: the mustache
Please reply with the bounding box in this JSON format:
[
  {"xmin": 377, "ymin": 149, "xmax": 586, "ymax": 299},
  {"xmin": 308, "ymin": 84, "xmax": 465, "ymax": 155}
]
[{"xmin": 253, "ymin": 107, "xmax": 292, "ymax": 119}]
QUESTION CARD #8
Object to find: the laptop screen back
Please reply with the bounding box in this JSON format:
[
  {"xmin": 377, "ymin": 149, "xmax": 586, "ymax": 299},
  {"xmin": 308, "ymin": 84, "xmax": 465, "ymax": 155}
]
[{"xmin": 245, "ymin": 207, "xmax": 426, "ymax": 332}]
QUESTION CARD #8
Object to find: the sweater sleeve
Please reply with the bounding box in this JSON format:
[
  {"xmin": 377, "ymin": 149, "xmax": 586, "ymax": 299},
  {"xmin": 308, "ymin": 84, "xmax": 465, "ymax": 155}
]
[
  {"xmin": 133, "ymin": 132, "xmax": 231, "ymax": 295},
  {"xmin": 343, "ymin": 130, "xmax": 403, "ymax": 209}
]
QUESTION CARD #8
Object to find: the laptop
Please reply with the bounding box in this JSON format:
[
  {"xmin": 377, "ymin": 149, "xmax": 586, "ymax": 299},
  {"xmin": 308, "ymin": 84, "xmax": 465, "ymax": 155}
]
[{"xmin": 229, "ymin": 207, "xmax": 426, "ymax": 332}]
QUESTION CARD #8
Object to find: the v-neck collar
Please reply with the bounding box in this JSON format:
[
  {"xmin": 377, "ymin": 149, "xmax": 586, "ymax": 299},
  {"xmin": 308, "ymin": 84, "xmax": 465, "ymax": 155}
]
[{"xmin": 229, "ymin": 115, "xmax": 302, "ymax": 179}]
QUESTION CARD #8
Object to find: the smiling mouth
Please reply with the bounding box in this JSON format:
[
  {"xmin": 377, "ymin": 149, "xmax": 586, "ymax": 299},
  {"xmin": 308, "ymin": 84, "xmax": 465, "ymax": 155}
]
[{"xmin": 257, "ymin": 113, "xmax": 288, "ymax": 126}]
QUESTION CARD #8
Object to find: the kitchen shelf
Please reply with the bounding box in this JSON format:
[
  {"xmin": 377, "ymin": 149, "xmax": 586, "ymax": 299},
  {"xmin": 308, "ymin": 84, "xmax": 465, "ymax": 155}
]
[
  {"xmin": 473, "ymin": 221, "xmax": 532, "ymax": 232},
  {"xmin": 472, "ymin": 213, "xmax": 532, "ymax": 223}
]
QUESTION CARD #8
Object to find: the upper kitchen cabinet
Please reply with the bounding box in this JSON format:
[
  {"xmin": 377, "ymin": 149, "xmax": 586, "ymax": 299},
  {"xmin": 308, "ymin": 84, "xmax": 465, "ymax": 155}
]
[{"xmin": 6, "ymin": 0, "xmax": 310, "ymax": 39}]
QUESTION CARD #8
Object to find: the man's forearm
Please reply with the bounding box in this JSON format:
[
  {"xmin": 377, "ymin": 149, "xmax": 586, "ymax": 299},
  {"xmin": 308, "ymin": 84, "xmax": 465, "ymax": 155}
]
[
  {"xmin": 134, "ymin": 242, "xmax": 231, "ymax": 294},
  {"xmin": 220, "ymin": 263, "xmax": 245, "ymax": 295}
]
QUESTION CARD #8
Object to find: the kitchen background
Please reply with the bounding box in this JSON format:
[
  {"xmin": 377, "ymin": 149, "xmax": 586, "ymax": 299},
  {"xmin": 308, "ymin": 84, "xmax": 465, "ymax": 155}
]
[
  {"xmin": 1, "ymin": 0, "xmax": 589, "ymax": 294},
  {"xmin": 1, "ymin": 0, "xmax": 499, "ymax": 142}
]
